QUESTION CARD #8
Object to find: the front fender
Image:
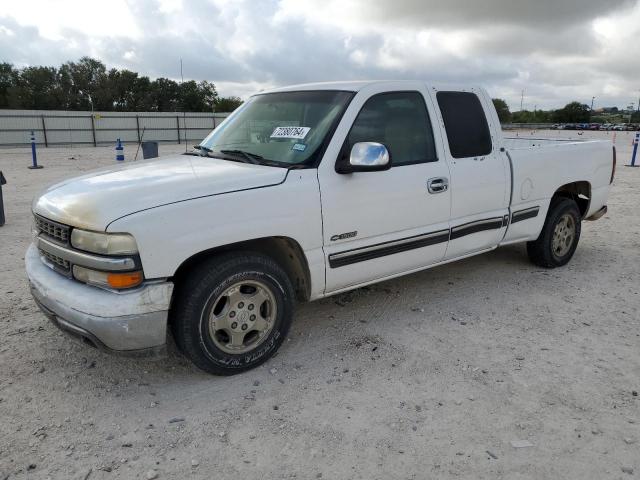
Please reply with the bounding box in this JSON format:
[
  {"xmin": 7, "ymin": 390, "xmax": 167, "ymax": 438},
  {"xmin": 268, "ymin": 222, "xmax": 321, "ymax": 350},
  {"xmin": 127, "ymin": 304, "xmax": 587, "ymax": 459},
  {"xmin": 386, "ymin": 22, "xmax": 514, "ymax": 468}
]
[{"xmin": 107, "ymin": 170, "xmax": 326, "ymax": 299}]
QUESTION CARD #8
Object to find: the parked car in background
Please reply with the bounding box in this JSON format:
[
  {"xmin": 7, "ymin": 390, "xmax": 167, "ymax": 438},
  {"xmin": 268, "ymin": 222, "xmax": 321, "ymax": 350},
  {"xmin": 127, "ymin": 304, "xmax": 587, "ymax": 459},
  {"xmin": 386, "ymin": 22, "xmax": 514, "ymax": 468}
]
[
  {"xmin": 601, "ymin": 123, "xmax": 613, "ymax": 131},
  {"xmin": 588, "ymin": 123, "xmax": 600, "ymax": 130},
  {"xmin": 26, "ymin": 81, "xmax": 615, "ymax": 375},
  {"xmin": 564, "ymin": 123, "xmax": 576, "ymax": 130},
  {"xmin": 613, "ymin": 124, "xmax": 626, "ymax": 131}
]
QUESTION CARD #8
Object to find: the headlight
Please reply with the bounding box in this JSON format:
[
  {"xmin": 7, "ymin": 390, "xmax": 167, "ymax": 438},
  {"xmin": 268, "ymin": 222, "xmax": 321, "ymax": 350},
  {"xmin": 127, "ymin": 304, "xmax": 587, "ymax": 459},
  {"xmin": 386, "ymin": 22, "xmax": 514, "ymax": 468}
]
[
  {"xmin": 71, "ymin": 229, "xmax": 138, "ymax": 255},
  {"xmin": 73, "ymin": 265, "xmax": 143, "ymax": 289}
]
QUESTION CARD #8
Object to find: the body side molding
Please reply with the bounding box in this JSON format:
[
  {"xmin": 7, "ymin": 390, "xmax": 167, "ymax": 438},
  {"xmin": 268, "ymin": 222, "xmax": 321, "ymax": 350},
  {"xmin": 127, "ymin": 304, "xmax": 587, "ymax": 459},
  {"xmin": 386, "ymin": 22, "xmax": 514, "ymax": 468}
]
[{"xmin": 511, "ymin": 206, "xmax": 540, "ymax": 224}]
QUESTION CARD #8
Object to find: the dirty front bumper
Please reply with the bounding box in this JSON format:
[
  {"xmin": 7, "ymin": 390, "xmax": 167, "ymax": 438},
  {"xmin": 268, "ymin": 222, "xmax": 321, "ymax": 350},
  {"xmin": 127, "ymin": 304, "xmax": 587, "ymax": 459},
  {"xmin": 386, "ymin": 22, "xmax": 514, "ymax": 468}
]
[{"xmin": 25, "ymin": 244, "xmax": 173, "ymax": 357}]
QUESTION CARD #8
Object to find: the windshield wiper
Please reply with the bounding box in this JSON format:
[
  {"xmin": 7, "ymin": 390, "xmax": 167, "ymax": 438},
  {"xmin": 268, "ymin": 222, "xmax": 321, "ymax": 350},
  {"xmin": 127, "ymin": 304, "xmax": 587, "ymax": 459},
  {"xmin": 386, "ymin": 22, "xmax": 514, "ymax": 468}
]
[
  {"xmin": 219, "ymin": 149, "xmax": 265, "ymax": 164},
  {"xmin": 193, "ymin": 144, "xmax": 214, "ymax": 156},
  {"xmin": 194, "ymin": 146, "xmax": 289, "ymax": 168},
  {"xmin": 220, "ymin": 149, "xmax": 290, "ymax": 168}
]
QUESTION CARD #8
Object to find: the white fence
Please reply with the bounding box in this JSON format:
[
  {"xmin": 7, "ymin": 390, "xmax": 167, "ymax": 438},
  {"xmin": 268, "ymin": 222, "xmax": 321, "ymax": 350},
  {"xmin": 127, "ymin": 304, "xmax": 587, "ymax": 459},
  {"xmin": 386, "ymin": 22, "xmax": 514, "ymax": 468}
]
[{"xmin": 0, "ymin": 109, "xmax": 230, "ymax": 147}]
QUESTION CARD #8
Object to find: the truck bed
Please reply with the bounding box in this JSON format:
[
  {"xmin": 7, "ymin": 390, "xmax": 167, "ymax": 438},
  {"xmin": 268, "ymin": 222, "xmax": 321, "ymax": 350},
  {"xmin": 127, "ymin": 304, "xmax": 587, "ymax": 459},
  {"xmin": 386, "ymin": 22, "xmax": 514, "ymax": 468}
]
[{"xmin": 500, "ymin": 136, "xmax": 613, "ymax": 245}]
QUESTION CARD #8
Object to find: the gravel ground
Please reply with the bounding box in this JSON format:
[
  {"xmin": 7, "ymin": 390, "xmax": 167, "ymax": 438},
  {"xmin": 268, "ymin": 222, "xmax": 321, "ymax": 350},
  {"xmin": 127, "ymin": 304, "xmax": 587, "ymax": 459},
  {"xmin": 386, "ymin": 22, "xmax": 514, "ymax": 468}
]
[{"xmin": 0, "ymin": 131, "xmax": 638, "ymax": 480}]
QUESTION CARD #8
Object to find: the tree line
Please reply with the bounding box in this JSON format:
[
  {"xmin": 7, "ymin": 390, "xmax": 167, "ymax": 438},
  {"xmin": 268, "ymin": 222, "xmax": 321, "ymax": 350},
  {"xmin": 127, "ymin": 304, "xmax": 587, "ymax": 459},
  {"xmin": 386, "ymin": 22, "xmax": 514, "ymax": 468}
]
[
  {"xmin": 0, "ymin": 57, "xmax": 243, "ymax": 112},
  {"xmin": 492, "ymin": 98, "xmax": 639, "ymax": 124},
  {"xmin": 0, "ymin": 60, "xmax": 629, "ymax": 122}
]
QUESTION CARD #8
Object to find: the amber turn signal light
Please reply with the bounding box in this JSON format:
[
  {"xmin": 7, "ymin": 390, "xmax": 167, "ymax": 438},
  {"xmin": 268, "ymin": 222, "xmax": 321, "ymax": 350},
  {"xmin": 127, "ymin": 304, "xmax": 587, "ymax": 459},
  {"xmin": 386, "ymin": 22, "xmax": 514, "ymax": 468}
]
[
  {"xmin": 73, "ymin": 265, "xmax": 144, "ymax": 290},
  {"xmin": 107, "ymin": 271, "xmax": 144, "ymax": 289}
]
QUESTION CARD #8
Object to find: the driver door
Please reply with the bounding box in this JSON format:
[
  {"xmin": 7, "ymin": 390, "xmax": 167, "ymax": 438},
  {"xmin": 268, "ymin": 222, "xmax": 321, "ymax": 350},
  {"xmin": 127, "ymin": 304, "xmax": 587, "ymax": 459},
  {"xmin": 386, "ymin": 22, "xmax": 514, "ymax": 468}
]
[{"xmin": 318, "ymin": 88, "xmax": 451, "ymax": 293}]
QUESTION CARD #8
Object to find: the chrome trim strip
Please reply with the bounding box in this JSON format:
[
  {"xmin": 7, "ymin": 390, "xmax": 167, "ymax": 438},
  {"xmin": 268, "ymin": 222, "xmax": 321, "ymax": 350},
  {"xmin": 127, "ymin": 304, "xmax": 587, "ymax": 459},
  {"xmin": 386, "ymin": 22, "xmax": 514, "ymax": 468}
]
[{"xmin": 37, "ymin": 236, "xmax": 136, "ymax": 271}]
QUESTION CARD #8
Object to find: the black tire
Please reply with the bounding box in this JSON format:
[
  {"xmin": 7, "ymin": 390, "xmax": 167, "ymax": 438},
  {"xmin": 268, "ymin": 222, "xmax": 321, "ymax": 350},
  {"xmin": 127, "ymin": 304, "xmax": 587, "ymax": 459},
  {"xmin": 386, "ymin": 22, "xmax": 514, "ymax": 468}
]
[
  {"xmin": 171, "ymin": 252, "xmax": 294, "ymax": 375},
  {"xmin": 527, "ymin": 197, "xmax": 581, "ymax": 268}
]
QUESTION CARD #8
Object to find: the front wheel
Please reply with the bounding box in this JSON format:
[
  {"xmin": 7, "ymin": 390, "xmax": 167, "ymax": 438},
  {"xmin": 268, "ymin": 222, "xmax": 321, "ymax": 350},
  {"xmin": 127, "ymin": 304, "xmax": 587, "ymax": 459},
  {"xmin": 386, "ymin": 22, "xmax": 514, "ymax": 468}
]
[
  {"xmin": 527, "ymin": 197, "xmax": 581, "ymax": 268},
  {"xmin": 171, "ymin": 252, "xmax": 294, "ymax": 375}
]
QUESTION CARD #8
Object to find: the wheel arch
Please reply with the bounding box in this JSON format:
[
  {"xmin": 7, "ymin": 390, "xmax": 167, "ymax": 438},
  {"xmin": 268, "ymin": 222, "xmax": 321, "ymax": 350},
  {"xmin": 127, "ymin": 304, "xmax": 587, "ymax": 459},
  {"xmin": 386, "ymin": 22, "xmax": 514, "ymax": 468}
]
[
  {"xmin": 551, "ymin": 181, "xmax": 591, "ymax": 218},
  {"xmin": 170, "ymin": 236, "xmax": 312, "ymax": 303}
]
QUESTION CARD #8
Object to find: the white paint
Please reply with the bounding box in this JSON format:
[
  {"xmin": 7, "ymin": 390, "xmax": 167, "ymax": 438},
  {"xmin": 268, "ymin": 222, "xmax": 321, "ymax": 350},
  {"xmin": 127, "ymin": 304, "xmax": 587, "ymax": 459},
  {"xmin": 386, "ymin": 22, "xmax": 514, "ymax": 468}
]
[{"xmin": 30, "ymin": 80, "xmax": 612, "ymax": 306}]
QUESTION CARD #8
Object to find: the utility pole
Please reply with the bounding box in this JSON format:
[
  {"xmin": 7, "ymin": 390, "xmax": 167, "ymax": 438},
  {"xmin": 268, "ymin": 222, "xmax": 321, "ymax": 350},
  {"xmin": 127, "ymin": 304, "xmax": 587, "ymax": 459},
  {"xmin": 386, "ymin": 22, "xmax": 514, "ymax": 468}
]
[
  {"xmin": 590, "ymin": 96, "xmax": 595, "ymax": 121},
  {"xmin": 520, "ymin": 89, "xmax": 524, "ymax": 111},
  {"xmin": 180, "ymin": 58, "xmax": 187, "ymax": 153}
]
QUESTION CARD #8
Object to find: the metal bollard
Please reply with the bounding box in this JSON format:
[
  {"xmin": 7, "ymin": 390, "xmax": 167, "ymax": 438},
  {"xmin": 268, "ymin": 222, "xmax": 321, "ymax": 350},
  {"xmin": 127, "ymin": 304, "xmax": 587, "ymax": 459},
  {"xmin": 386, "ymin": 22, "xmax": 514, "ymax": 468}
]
[
  {"xmin": 0, "ymin": 171, "xmax": 6, "ymax": 226},
  {"xmin": 628, "ymin": 132, "xmax": 639, "ymax": 167},
  {"xmin": 116, "ymin": 138, "xmax": 125, "ymax": 162},
  {"xmin": 28, "ymin": 130, "xmax": 43, "ymax": 169}
]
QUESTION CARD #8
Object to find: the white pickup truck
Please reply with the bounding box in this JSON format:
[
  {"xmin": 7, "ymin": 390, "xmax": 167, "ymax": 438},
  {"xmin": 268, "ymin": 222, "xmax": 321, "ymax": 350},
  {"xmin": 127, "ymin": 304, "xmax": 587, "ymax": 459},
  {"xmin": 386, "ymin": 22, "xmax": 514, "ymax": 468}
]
[{"xmin": 26, "ymin": 81, "xmax": 614, "ymax": 375}]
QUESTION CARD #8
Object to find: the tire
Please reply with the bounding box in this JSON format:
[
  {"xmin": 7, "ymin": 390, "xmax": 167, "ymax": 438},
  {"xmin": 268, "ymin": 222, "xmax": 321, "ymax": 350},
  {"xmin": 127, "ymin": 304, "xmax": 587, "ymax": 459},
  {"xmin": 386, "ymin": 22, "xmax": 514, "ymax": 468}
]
[
  {"xmin": 527, "ymin": 197, "xmax": 581, "ymax": 268},
  {"xmin": 171, "ymin": 252, "xmax": 294, "ymax": 375}
]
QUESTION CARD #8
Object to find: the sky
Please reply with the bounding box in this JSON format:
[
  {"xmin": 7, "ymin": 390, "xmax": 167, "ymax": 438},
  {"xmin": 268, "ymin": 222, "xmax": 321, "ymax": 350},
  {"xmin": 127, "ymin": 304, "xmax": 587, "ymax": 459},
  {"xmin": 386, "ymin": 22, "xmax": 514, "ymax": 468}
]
[{"xmin": 1, "ymin": 0, "xmax": 639, "ymax": 111}]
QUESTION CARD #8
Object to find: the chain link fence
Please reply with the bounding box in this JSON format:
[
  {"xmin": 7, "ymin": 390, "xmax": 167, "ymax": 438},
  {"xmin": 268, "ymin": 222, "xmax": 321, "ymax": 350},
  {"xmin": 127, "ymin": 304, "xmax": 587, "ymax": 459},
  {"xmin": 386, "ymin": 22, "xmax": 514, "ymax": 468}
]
[{"xmin": 0, "ymin": 110, "xmax": 230, "ymax": 147}]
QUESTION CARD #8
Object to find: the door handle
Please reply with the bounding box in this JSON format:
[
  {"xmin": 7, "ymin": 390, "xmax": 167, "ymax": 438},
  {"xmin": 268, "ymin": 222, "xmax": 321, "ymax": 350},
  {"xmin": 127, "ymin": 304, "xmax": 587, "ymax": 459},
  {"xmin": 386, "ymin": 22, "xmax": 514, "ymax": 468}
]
[{"xmin": 427, "ymin": 177, "xmax": 449, "ymax": 194}]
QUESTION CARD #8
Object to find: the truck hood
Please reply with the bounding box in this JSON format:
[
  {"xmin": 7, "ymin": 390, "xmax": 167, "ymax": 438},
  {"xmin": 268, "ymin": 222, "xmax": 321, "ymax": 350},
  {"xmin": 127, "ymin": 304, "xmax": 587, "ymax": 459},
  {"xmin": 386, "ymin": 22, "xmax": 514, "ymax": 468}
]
[{"xmin": 32, "ymin": 154, "xmax": 288, "ymax": 231}]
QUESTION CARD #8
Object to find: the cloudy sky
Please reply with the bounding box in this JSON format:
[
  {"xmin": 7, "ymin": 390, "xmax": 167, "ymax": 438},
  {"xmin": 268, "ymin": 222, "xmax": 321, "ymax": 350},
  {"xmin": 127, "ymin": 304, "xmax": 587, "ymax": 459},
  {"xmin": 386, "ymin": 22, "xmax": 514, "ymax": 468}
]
[{"xmin": 1, "ymin": 0, "xmax": 639, "ymax": 110}]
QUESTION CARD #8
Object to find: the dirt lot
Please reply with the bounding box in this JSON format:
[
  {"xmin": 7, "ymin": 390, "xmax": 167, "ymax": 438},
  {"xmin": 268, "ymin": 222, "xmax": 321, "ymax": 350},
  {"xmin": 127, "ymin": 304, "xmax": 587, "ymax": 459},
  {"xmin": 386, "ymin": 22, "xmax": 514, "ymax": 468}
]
[{"xmin": 0, "ymin": 131, "xmax": 638, "ymax": 480}]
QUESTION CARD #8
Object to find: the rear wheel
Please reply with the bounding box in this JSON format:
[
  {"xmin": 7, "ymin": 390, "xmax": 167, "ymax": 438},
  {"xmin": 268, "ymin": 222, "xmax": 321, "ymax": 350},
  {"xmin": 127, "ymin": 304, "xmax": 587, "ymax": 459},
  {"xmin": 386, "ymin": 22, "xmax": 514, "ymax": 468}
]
[
  {"xmin": 171, "ymin": 252, "xmax": 294, "ymax": 375},
  {"xmin": 527, "ymin": 198, "xmax": 581, "ymax": 268}
]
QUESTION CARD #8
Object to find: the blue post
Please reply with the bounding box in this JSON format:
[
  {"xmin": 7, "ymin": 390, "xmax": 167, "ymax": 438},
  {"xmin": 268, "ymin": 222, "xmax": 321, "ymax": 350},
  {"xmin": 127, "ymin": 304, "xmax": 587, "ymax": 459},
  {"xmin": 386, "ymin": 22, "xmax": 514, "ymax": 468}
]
[
  {"xmin": 629, "ymin": 132, "xmax": 639, "ymax": 167},
  {"xmin": 28, "ymin": 130, "xmax": 43, "ymax": 169},
  {"xmin": 116, "ymin": 138, "xmax": 125, "ymax": 162},
  {"xmin": 0, "ymin": 171, "xmax": 6, "ymax": 226}
]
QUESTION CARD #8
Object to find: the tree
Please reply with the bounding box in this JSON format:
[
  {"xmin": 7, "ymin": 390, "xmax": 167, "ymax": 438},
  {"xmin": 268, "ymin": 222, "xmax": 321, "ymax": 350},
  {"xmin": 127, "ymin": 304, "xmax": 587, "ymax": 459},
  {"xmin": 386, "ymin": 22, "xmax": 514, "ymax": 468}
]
[
  {"xmin": 215, "ymin": 96, "xmax": 243, "ymax": 112},
  {"xmin": 16, "ymin": 66, "xmax": 62, "ymax": 109},
  {"xmin": 179, "ymin": 80, "xmax": 219, "ymax": 112},
  {"xmin": 58, "ymin": 57, "xmax": 108, "ymax": 110},
  {"xmin": 198, "ymin": 80, "xmax": 218, "ymax": 111},
  {"xmin": 0, "ymin": 63, "xmax": 17, "ymax": 108},
  {"xmin": 150, "ymin": 77, "xmax": 180, "ymax": 111},
  {"xmin": 552, "ymin": 102, "xmax": 590, "ymax": 123},
  {"xmin": 1, "ymin": 57, "xmax": 225, "ymax": 112},
  {"xmin": 492, "ymin": 98, "xmax": 511, "ymax": 123},
  {"xmin": 631, "ymin": 111, "xmax": 640, "ymax": 123}
]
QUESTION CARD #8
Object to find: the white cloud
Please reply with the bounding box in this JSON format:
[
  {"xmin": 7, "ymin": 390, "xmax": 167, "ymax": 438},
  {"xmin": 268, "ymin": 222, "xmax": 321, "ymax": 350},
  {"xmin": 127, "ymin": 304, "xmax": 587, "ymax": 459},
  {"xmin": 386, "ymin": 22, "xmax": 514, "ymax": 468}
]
[
  {"xmin": 0, "ymin": 0, "xmax": 140, "ymax": 39},
  {"xmin": 0, "ymin": 0, "xmax": 639, "ymax": 109}
]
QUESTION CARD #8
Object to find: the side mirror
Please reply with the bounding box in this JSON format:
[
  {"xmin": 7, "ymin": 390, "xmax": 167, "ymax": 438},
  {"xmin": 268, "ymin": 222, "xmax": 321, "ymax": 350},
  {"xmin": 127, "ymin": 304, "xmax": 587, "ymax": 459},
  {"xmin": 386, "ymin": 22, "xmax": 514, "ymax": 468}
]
[{"xmin": 337, "ymin": 142, "xmax": 391, "ymax": 173}]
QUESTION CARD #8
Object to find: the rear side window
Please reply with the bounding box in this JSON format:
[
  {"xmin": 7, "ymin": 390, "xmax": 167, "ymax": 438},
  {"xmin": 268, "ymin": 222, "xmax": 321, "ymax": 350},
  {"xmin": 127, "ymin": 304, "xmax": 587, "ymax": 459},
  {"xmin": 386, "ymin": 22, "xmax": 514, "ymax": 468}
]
[
  {"xmin": 436, "ymin": 91, "xmax": 492, "ymax": 158},
  {"xmin": 346, "ymin": 91, "xmax": 437, "ymax": 166}
]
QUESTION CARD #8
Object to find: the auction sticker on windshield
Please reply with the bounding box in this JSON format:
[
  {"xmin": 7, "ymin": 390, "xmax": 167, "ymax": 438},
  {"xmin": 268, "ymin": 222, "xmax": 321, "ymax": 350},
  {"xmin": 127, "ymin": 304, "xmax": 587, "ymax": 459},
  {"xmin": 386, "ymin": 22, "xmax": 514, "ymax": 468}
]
[{"xmin": 270, "ymin": 126, "xmax": 310, "ymax": 139}]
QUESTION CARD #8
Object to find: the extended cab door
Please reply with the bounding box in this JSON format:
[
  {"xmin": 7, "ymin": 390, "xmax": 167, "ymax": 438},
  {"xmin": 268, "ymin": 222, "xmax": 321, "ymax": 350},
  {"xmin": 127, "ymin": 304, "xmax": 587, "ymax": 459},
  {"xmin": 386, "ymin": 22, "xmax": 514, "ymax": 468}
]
[
  {"xmin": 431, "ymin": 89, "xmax": 510, "ymax": 259},
  {"xmin": 318, "ymin": 86, "xmax": 451, "ymax": 293}
]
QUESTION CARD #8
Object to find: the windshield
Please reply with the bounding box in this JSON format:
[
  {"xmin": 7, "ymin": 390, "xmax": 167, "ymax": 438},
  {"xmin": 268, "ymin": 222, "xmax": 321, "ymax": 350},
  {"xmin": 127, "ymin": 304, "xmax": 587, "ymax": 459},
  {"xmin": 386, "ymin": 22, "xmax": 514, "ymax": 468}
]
[{"xmin": 198, "ymin": 90, "xmax": 353, "ymax": 167}]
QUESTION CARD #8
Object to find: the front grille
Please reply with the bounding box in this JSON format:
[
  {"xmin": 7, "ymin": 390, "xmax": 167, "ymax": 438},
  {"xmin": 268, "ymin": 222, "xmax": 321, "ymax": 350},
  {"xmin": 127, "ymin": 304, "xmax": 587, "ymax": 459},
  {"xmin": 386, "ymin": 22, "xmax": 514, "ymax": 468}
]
[
  {"xmin": 39, "ymin": 248, "xmax": 71, "ymax": 273},
  {"xmin": 35, "ymin": 215, "xmax": 70, "ymax": 244}
]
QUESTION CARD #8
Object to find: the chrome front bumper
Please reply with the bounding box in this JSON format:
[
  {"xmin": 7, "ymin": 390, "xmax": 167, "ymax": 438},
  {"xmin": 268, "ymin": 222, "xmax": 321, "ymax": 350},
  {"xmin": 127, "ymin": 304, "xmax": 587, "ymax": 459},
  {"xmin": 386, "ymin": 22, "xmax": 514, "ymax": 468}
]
[{"xmin": 25, "ymin": 244, "xmax": 173, "ymax": 357}]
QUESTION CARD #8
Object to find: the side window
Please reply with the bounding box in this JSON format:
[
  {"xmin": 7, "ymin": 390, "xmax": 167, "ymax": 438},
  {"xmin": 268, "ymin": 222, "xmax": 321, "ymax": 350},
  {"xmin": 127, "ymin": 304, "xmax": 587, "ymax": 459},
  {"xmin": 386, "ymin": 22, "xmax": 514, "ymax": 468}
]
[
  {"xmin": 346, "ymin": 91, "xmax": 437, "ymax": 166},
  {"xmin": 436, "ymin": 91, "xmax": 492, "ymax": 158}
]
